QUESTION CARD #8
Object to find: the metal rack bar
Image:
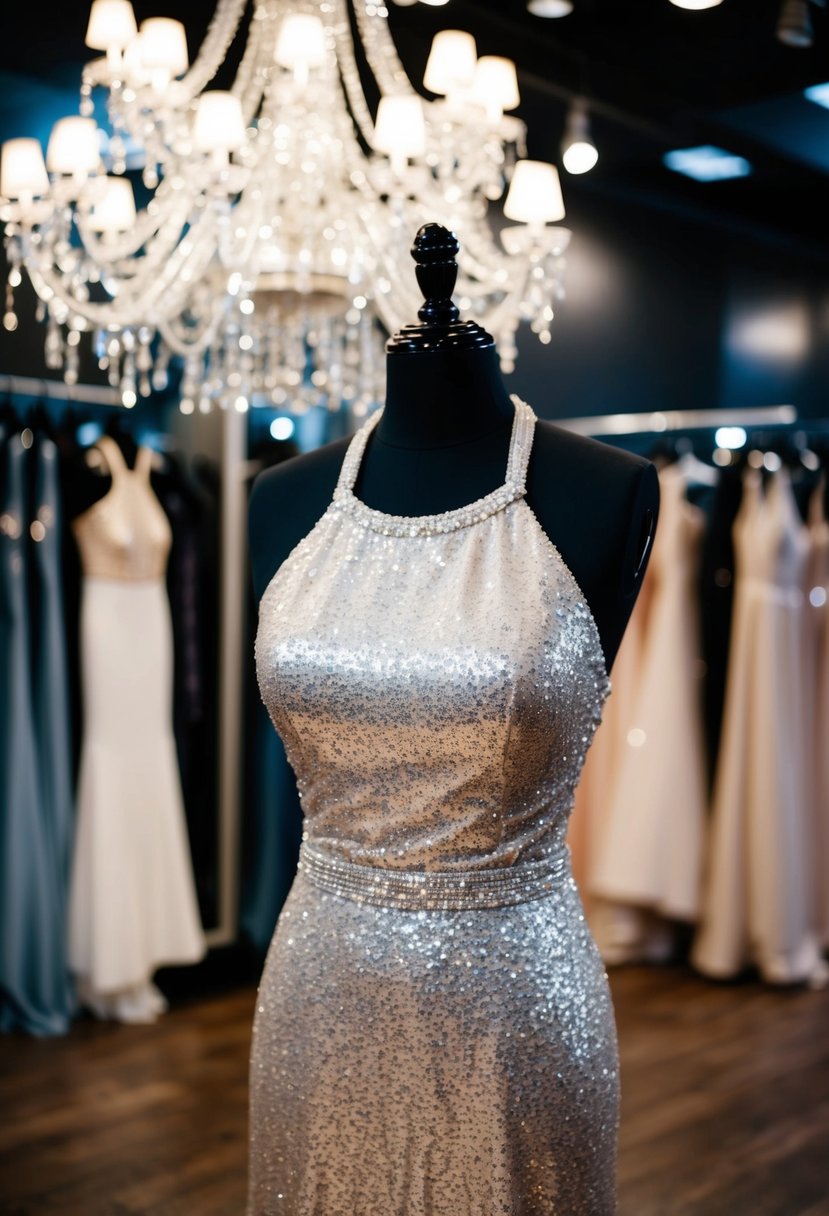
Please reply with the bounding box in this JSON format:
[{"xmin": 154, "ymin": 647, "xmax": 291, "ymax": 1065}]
[
  {"xmin": 0, "ymin": 373, "xmax": 121, "ymax": 407},
  {"xmin": 557, "ymin": 404, "xmax": 798, "ymax": 437}
]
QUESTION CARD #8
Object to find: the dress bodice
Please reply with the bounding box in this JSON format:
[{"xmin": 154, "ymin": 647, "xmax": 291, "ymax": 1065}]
[
  {"xmin": 256, "ymin": 397, "xmax": 610, "ymax": 873},
  {"xmin": 71, "ymin": 438, "xmax": 171, "ymax": 582}
]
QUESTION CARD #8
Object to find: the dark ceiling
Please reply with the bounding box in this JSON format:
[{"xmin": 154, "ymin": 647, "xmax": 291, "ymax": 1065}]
[{"xmin": 2, "ymin": 0, "xmax": 829, "ymax": 252}]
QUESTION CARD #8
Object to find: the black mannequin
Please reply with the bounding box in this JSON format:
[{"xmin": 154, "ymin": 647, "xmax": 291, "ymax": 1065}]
[{"xmin": 250, "ymin": 225, "xmax": 658, "ymax": 670}]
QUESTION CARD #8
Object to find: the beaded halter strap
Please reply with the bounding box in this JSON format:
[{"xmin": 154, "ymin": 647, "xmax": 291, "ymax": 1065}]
[{"xmin": 333, "ymin": 395, "xmax": 537, "ymax": 538}]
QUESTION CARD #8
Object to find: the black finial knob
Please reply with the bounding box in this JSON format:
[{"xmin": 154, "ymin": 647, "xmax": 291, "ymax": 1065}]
[
  {"xmin": 412, "ymin": 224, "xmax": 460, "ymax": 327},
  {"xmin": 386, "ymin": 223, "xmax": 494, "ymax": 355}
]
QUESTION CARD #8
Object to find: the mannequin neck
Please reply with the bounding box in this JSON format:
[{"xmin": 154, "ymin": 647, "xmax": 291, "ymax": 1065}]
[{"xmin": 378, "ymin": 345, "xmax": 514, "ymax": 449}]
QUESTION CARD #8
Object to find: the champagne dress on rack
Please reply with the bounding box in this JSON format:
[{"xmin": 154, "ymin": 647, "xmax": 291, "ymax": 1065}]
[
  {"xmin": 590, "ymin": 464, "xmax": 707, "ymax": 950},
  {"xmin": 67, "ymin": 438, "xmax": 205, "ymax": 1023},
  {"xmin": 250, "ymin": 399, "xmax": 618, "ymax": 1214}
]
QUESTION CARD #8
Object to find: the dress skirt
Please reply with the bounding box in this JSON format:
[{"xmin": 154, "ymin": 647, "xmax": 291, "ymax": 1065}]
[
  {"xmin": 248, "ymin": 850, "xmax": 619, "ymax": 1216},
  {"xmin": 68, "ymin": 576, "xmax": 205, "ymax": 1015}
]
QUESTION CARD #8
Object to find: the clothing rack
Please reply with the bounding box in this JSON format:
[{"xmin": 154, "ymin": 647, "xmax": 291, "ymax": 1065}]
[
  {"xmin": 559, "ymin": 404, "xmax": 797, "ymax": 437},
  {"xmin": 0, "ymin": 373, "xmax": 121, "ymax": 408}
]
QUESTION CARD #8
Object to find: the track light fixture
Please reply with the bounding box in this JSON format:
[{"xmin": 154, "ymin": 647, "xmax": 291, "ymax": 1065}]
[
  {"xmin": 669, "ymin": 1, "xmax": 724, "ymax": 9},
  {"xmin": 561, "ymin": 99, "xmax": 598, "ymax": 175},
  {"xmin": 776, "ymin": 0, "xmax": 820, "ymax": 46},
  {"xmin": 527, "ymin": 1, "xmax": 574, "ymax": 17}
]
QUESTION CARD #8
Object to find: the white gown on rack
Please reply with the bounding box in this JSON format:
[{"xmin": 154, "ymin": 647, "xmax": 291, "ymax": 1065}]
[
  {"xmin": 805, "ymin": 478, "xmax": 829, "ymax": 946},
  {"xmin": 589, "ymin": 463, "xmax": 707, "ymax": 952},
  {"xmin": 68, "ymin": 438, "xmax": 205, "ymax": 1023},
  {"xmin": 693, "ymin": 468, "xmax": 826, "ymax": 985}
]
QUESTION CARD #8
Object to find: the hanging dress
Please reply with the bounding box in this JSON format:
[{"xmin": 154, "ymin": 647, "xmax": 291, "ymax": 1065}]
[
  {"xmin": 31, "ymin": 437, "xmax": 75, "ymax": 989},
  {"xmin": 590, "ymin": 463, "xmax": 707, "ymax": 952},
  {"xmin": 250, "ymin": 398, "xmax": 618, "ymax": 1214},
  {"xmin": 0, "ymin": 431, "xmax": 71, "ymax": 1035},
  {"xmin": 805, "ymin": 477, "xmax": 829, "ymax": 945},
  {"xmin": 570, "ymin": 560, "xmax": 650, "ymax": 959},
  {"xmin": 693, "ymin": 468, "xmax": 826, "ymax": 985},
  {"xmin": 67, "ymin": 438, "xmax": 205, "ymax": 1023}
]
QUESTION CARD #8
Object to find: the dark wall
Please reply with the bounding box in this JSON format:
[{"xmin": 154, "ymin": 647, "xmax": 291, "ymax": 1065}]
[{"xmin": 508, "ymin": 189, "xmax": 829, "ymax": 423}]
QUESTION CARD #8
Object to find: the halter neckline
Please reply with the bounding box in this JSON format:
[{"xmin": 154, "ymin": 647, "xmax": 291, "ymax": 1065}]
[{"xmin": 333, "ymin": 396, "xmax": 536, "ymax": 538}]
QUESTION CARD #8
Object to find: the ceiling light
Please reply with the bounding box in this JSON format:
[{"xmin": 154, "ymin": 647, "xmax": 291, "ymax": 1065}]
[
  {"xmin": 663, "ymin": 145, "xmax": 752, "ymax": 181},
  {"xmin": 561, "ymin": 99, "xmax": 598, "ymax": 174},
  {"xmin": 270, "ymin": 417, "xmax": 295, "ymax": 441},
  {"xmin": 776, "ymin": 0, "xmax": 814, "ymax": 46},
  {"xmin": 804, "ymin": 80, "xmax": 829, "ymax": 107},
  {"xmin": 527, "ymin": 1, "xmax": 574, "ymax": 16},
  {"xmin": 669, "ymin": 0, "xmax": 724, "ymax": 9},
  {"xmin": 714, "ymin": 427, "xmax": 747, "ymax": 450}
]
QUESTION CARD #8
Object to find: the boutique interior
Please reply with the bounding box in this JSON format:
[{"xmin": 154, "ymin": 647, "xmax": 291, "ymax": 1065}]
[{"xmin": 1, "ymin": 0, "xmax": 829, "ymax": 1212}]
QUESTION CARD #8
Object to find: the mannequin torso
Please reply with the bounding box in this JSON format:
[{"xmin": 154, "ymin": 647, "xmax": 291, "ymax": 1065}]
[{"xmin": 249, "ymin": 345, "xmax": 658, "ymax": 670}]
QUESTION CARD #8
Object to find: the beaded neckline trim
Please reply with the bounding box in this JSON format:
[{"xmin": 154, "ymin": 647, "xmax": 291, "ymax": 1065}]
[{"xmin": 333, "ymin": 395, "xmax": 536, "ymax": 537}]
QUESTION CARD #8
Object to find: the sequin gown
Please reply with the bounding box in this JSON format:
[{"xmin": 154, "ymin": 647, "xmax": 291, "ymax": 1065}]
[{"xmin": 251, "ymin": 398, "xmax": 617, "ymax": 1214}]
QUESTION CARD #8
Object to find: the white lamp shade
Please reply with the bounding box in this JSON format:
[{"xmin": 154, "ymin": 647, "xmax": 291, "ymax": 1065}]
[
  {"xmin": 85, "ymin": 0, "xmax": 137, "ymax": 50},
  {"xmin": 423, "ymin": 30, "xmax": 477, "ymax": 96},
  {"xmin": 373, "ymin": 95, "xmax": 426, "ymax": 160},
  {"xmin": 88, "ymin": 176, "xmax": 136, "ymax": 232},
  {"xmin": 123, "ymin": 31, "xmax": 150, "ymax": 83},
  {"xmin": 504, "ymin": 160, "xmax": 565, "ymax": 224},
  {"xmin": 47, "ymin": 117, "xmax": 100, "ymax": 176},
  {"xmin": 669, "ymin": 0, "xmax": 724, "ymax": 8},
  {"xmin": 138, "ymin": 18, "xmax": 189, "ymax": 75},
  {"xmin": 1, "ymin": 138, "xmax": 49, "ymax": 199},
  {"xmin": 194, "ymin": 91, "xmax": 245, "ymax": 153},
  {"xmin": 275, "ymin": 14, "xmax": 327, "ymax": 70},
  {"xmin": 473, "ymin": 57, "xmax": 520, "ymax": 111},
  {"xmin": 527, "ymin": 1, "xmax": 573, "ymax": 16}
]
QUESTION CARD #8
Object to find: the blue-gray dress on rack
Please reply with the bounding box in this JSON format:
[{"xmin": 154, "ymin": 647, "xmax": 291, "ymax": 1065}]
[
  {"xmin": 0, "ymin": 431, "xmax": 71, "ymax": 1035},
  {"xmin": 31, "ymin": 435, "xmax": 75, "ymax": 1017}
]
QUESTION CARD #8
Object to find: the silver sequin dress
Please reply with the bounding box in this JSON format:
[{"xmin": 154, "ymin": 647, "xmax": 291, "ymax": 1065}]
[{"xmin": 250, "ymin": 397, "xmax": 618, "ymax": 1215}]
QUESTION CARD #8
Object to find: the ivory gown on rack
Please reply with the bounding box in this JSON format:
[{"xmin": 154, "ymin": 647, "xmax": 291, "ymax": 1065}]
[
  {"xmin": 693, "ymin": 468, "xmax": 825, "ymax": 985},
  {"xmin": 250, "ymin": 399, "xmax": 618, "ymax": 1215},
  {"xmin": 68, "ymin": 437, "xmax": 205, "ymax": 1023}
]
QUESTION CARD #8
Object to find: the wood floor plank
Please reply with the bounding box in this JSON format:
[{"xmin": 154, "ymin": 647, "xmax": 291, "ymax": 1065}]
[{"xmin": 1, "ymin": 968, "xmax": 828, "ymax": 1214}]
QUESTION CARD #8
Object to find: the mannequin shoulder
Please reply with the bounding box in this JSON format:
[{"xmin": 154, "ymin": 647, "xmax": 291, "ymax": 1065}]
[
  {"xmin": 529, "ymin": 422, "xmax": 658, "ymax": 539},
  {"xmin": 249, "ymin": 437, "xmax": 349, "ymax": 524},
  {"xmin": 249, "ymin": 437, "xmax": 350, "ymax": 601},
  {"xmin": 527, "ymin": 422, "xmax": 659, "ymax": 667},
  {"xmin": 531, "ymin": 421, "xmax": 654, "ymax": 489}
]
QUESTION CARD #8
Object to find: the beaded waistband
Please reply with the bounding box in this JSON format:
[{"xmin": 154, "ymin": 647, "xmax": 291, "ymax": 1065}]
[{"xmin": 297, "ymin": 842, "xmax": 570, "ymax": 911}]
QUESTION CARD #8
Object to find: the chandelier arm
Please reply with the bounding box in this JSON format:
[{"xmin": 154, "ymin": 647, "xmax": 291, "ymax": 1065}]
[
  {"xmin": 478, "ymin": 266, "xmax": 536, "ymax": 337},
  {"xmin": 178, "ymin": 0, "xmax": 251, "ymax": 102},
  {"xmin": 27, "ymin": 215, "xmax": 220, "ymax": 328},
  {"xmin": 456, "ymin": 229, "xmax": 517, "ymax": 281},
  {"xmin": 332, "ymin": 0, "xmax": 380, "ymax": 146},
  {"xmin": 70, "ymin": 189, "xmax": 200, "ymax": 267},
  {"xmin": 351, "ymin": 0, "xmax": 414, "ymax": 98},
  {"xmin": 158, "ymin": 307, "xmax": 225, "ymax": 357},
  {"xmin": 217, "ymin": 190, "xmax": 263, "ymax": 270},
  {"xmin": 230, "ymin": 5, "xmax": 272, "ymax": 122}
]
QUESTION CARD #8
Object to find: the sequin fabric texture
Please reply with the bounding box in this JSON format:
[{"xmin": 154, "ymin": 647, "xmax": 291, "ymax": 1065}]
[{"xmin": 250, "ymin": 397, "xmax": 617, "ymax": 1215}]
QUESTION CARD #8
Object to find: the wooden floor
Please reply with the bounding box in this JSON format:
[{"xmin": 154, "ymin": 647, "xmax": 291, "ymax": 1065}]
[{"xmin": 1, "ymin": 965, "xmax": 828, "ymax": 1215}]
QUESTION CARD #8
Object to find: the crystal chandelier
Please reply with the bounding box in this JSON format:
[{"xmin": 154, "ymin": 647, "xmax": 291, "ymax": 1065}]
[{"xmin": 0, "ymin": 0, "xmax": 571, "ymax": 416}]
